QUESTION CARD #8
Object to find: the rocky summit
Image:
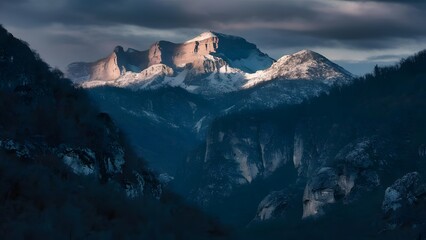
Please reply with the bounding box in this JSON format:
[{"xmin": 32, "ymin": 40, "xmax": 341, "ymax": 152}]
[{"xmin": 67, "ymin": 32, "xmax": 353, "ymax": 95}]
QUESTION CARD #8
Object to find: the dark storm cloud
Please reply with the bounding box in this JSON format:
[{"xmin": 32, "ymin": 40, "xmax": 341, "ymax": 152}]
[
  {"xmin": 302, "ymin": 16, "xmax": 426, "ymax": 49},
  {"xmin": 2, "ymin": 0, "xmax": 425, "ymax": 45},
  {"xmin": 1, "ymin": 0, "xmax": 425, "ymax": 74},
  {"xmin": 0, "ymin": 0, "xmax": 319, "ymax": 29},
  {"xmin": 0, "ymin": 0, "xmax": 196, "ymax": 28},
  {"xmin": 341, "ymin": 0, "xmax": 425, "ymax": 3}
]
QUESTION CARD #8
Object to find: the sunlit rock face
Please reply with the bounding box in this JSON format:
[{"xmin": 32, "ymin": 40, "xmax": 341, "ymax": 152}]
[
  {"xmin": 67, "ymin": 32, "xmax": 353, "ymax": 95},
  {"xmin": 67, "ymin": 31, "xmax": 274, "ymax": 84}
]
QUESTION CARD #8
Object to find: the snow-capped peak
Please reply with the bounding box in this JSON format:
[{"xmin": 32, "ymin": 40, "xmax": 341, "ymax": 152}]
[
  {"xmin": 244, "ymin": 49, "xmax": 354, "ymax": 88},
  {"xmin": 292, "ymin": 49, "xmax": 317, "ymax": 56},
  {"xmin": 276, "ymin": 49, "xmax": 331, "ymax": 65},
  {"xmin": 185, "ymin": 31, "xmax": 218, "ymax": 43},
  {"xmin": 67, "ymin": 29, "xmax": 353, "ymax": 96},
  {"xmin": 77, "ymin": 48, "xmax": 353, "ymax": 95}
]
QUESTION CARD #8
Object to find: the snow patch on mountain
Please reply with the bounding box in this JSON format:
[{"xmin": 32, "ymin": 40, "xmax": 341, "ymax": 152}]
[
  {"xmin": 185, "ymin": 31, "xmax": 218, "ymax": 43},
  {"xmin": 82, "ymin": 64, "xmax": 174, "ymax": 89},
  {"xmin": 67, "ymin": 32, "xmax": 352, "ymax": 95},
  {"xmin": 79, "ymin": 49, "xmax": 352, "ymax": 95},
  {"xmin": 229, "ymin": 51, "xmax": 275, "ymax": 74},
  {"xmin": 244, "ymin": 50, "xmax": 354, "ymax": 88},
  {"xmin": 70, "ymin": 31, "xmax": 353, "ymax": 95}
]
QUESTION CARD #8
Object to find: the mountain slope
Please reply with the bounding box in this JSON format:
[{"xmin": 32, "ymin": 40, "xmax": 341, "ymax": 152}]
[
  {"xmin": 79, "ymin": 49, "xmax": 353, "ymax": 95},
  {"xmin": 0, "ymin": 25, "xmax": 227, "ymax": 239},
  {"xmin": 81, "ymin": 49, "xmax": 353, "ymax": 187},
  {"xmin": 244, "ymin": 50, "xmax": 354, "ymax": 88},
  {"xmin": 67, "ymin": 33, "xmax": 353, "ymax": 95},
  {"xmin": 180, "ymin": 50, "xmax": 426, "ymax": 238},
  {"xmin": 67, "ymin": 31, "xmax": 274, "ymax": 83}
]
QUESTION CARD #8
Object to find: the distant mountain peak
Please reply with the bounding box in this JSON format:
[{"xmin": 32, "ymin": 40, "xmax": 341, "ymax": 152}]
[
  {"xmin": 67, "ymin": 34, "xmax": 352, "ymax": 95},
  {"xmin": 243, "ymin": 49, "xmax": 354, "ymax": 88},
  {"xmin": 67, "ymin": 31, "xmax": 275, "ymax": 84},
  {"xmin": 185, "ymin": 31, "xmax": 247, "ymax": 43},
  {"xmin": 185, "ymin": 31, "xmax": 218, "ymax": 43},
  {"xmin": 277, "ymin": 49, "xmax": 326, "ymax": 63},
  {"xmin": 295, "ymin": 49, "xmax": 316, "ymax": 55}
]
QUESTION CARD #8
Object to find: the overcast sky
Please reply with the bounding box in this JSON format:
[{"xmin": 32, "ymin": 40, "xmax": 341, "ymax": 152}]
[{"xmin": 1, "ymin": 0, "xmax": 426, "ymax": 75}]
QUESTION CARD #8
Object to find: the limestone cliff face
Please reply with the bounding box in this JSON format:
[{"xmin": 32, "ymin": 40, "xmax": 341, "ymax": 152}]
[
  {"xmin": 67, "ymin": 46, "xmax": 145, "ymax": 82},
  {"xmin": 89, "ymin": 51, "xmax": 122, "ymax": 81},
  {"xmin": 67, "ymin": 31, "xmax": 275, "ymax": 83}
]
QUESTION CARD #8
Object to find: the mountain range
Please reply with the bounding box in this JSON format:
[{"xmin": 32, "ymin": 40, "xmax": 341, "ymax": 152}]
[
  {"xmin": 67, "ymin": 32, "xmax": 356, "ymax": 185},
  {"xmin": 67, "ymin": 32, "xmax": 426, "ymax": 239},
  {"xmin": 2, "ymin": 24, "xmax": 426, "ymax": 239},
  {"xmin": 67, "ymin": 31, "xmax": 353, "ymax": 95}
]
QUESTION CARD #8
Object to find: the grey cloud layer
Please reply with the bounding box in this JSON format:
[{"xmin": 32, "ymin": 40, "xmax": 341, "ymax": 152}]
[
  {"xmin": 0, "ymin": 0, "xmax": 425, "ymax": 73},
  {"xmin": 342, "ymin": 0, "xmax": 425, "ymax": 2},
  {"xmin": 2, "ymin": 0, "xmax": 425, "ymax": 40}
]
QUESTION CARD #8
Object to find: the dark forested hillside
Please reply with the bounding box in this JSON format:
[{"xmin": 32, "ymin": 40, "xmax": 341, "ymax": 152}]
[
  {"xmin": 181, "ymin": 50, "xmax": 426, "ymax": 239},
  {"xmin": 0, "ymin": 25, "xmax": 226, "ymax": 239}
]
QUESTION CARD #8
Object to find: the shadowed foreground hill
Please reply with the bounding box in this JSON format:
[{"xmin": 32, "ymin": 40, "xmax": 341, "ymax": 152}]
[
  {"xmin": 0, "ymin": 25, "xmax": 227, "ymax": 239},
  {"xmin": 181, "ymin": 50, "xmax": 426, "ymax": 239}
]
